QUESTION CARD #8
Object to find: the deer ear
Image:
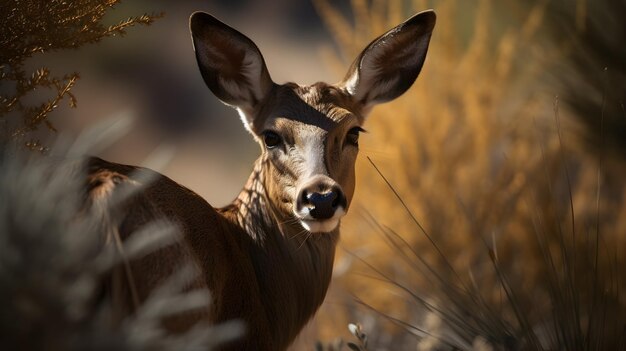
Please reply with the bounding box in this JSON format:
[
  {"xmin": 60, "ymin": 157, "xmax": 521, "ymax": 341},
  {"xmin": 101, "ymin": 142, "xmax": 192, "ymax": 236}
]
[
  {"xmin": 190, "ymin": 12, "xmax": 274, "ymax": 128},
  {"xmin": 341, "ymin": 10, "xmax": 436, "ymax": 112}
]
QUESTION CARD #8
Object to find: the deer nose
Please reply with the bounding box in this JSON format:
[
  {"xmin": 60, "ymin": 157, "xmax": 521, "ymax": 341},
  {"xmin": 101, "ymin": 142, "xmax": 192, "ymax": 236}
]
[{"xmin": 299, "ymin": 186, "xmax": 346, "ymax": 220}]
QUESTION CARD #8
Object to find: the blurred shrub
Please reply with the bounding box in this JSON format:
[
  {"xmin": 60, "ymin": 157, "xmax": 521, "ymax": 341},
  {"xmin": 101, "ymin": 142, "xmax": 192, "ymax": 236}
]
[
  {"xmin": 0, "ymin": 0, "xmax": 162, "ymax": 150},
  {"xmin": 546, "ymin": 0, "xmax": 626, "ymax": 157},
  {"xmin": 0, "ymin": 125, "xmax": 242, "ymax": 350},
  {"xmin": 311, "ymin": 0, "xmax": 626, "ymax": 349}
]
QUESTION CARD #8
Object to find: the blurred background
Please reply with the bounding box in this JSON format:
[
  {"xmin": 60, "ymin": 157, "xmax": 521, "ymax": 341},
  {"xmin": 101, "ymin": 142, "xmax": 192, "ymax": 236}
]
[
  {"xmin": 4, "ymin": 0, "xmax": 625, "ymax": 349},
  {"xmin": 34, "ymin": 0, "xmax": 343, "ymax": 205}
]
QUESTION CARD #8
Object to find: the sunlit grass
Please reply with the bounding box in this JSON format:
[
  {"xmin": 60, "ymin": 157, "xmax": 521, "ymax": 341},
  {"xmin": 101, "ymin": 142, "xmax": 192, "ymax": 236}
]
[{"xmin": 311, "ymin": 0, "xmax": 626, "ymax": 349}]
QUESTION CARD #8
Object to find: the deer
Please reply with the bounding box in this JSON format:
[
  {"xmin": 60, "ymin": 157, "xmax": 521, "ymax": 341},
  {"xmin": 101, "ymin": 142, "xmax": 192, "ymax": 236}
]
[{"xmin": 86, "ymin": 9, "xmax": 436, "ymax": 351}]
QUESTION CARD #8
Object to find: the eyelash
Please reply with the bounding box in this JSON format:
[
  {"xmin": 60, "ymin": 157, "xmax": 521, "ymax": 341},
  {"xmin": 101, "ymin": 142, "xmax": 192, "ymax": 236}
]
[{"xmin": 346, "ymin": 126, "xmax": 365, "ymax": 146}]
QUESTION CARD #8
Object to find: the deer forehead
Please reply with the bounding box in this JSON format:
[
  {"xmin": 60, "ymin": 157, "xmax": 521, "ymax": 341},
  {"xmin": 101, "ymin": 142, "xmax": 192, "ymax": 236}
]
[{"xmin": 259, "ymin": 83, "xmax": 362, "ymax": 138}]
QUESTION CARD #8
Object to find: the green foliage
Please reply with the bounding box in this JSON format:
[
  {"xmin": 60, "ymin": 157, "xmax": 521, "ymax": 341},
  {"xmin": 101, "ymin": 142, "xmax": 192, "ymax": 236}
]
[{"xmin": 0, "ymin": 0, "xmax": 162, "ymax": 150}]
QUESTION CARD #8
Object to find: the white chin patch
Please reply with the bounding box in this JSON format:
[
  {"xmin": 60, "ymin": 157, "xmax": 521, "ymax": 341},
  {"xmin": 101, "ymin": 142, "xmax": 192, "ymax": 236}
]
[
  {"xmin": 300, "ymin": 218, "xmax": 340, "ymax": 233},
  {"xmin": 298, "ymin": 208, "xmax": 345, "ymax": 233}
]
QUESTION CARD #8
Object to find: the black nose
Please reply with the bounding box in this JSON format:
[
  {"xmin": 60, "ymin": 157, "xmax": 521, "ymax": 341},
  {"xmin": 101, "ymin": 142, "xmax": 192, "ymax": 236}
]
[{"xmin": 301, "ymin": 187, "xmax": 346, "ymax": 220}]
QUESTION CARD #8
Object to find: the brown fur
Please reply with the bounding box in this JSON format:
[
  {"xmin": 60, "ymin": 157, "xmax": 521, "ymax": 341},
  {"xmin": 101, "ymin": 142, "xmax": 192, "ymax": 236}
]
[
  {"xmin": 87, "ymin": 155, "xmax": 337, "ymax": 350},
  {"xmin": 86, "ymin": 10, "xmax": 435, "ymax": 351}
]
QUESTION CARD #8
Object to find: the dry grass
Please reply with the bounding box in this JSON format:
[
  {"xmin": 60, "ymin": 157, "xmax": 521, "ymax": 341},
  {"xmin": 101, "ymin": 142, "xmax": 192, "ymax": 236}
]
[
  {"xmin": 311, "ymin": 0, "xmax": 626, "ymax": 349},
  {"xmin": 0, "ymin": 119, "xmax": 243, "ymax": 350}
]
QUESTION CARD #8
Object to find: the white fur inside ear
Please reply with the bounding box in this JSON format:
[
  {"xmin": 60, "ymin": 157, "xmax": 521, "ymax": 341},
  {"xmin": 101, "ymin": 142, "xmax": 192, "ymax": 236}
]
[
  {"xmin": 219, "ymin": 75, "xmax": 249, "ymax": 104},
  {"xmin": 242, "ymin": 51, "xmax": 266, "ymax": 102},
  {"xmin": 344, "ymin": 24, "xmax": 431, "ymax": 108},
  {"xmin": 354, "ymin": 37, "xmax": 410, "ymax": 102},
  {"xmin": 344, "ymin": 71, "xmax": 359, "ymax": 96},
  {"xmin": 195, "ymin": 33, "xmax": 271, "ymax": 110},
  {"xmin": 216, "ymin": 50, "xmax": 267, "ymax": 105}
]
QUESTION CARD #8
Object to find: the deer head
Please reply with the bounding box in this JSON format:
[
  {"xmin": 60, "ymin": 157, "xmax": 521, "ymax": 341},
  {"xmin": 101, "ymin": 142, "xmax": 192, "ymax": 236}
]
[{"xmin": 189, "ymin": 10, "xmax": 435, "ymax": 235}]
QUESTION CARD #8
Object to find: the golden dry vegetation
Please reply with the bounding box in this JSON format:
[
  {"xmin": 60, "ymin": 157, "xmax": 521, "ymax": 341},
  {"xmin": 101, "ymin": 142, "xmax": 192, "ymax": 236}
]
[{"xmin": 309, "ymin": 0, "xmax": 626, "ymax": 349}]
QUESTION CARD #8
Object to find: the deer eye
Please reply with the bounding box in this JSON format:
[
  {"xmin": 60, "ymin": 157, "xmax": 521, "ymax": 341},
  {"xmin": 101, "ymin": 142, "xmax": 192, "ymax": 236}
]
[
  {"xmin": 263, "ymin": 131, "xmax": 282, "ymax": 149},
  {"xmin": 346, "ymin": 127, "xmax": 365, "ymax": 146}
]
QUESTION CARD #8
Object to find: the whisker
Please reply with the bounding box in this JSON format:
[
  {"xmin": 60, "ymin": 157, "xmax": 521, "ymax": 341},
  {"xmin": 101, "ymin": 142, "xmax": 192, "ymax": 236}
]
[
  {"xmin": 292, "ymin": 228, "xmax": 309, "ymax": 241},
  {"xmin": 297, "ymin": 230, "xmax": 313, "ymax": 251},
  {"xmin": 276, "ymin": 215, "xmax": 302, "ymax": 226}
]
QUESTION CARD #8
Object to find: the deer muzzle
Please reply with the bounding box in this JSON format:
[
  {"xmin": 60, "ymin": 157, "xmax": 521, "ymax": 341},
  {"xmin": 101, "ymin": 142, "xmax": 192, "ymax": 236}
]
[{"xmin": 294, "ymin": 175, "xmax": 347, "ymax": 233}]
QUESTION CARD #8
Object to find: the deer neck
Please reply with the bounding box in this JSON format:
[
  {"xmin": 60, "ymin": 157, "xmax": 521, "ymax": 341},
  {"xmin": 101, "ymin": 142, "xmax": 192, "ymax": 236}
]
[
  {"xmin": 227, "ymin": 157, "xmax": 275, "ymax": 243},
  {"xmin": 219, "ymin": 156, "xmax": 338, "ymax": 346}
]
